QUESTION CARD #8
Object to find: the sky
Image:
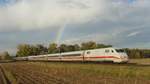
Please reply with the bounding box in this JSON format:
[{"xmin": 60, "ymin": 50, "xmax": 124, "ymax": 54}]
[{"xmin": 0, "ymin": 0, "xmax": 150, "ymax": 54}]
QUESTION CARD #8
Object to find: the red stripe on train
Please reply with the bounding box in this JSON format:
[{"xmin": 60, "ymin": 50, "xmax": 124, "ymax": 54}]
[
  {"xmin": 87, "ymin": 56, "xmax": 120, "ymax": 59},
  {"xmin": 61, "ymin": 56, "xmax": 120, "ymax": 59}
]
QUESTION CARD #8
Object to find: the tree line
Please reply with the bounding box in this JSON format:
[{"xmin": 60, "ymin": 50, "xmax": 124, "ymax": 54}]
[
  {"xmin": 124, "ymin": 48, "xmax": 150, "ymax": 59},
  {"xmin": 1, "ymin": 41, "xmax": 150, "ymax": 60},
  {"xmin": 16, "ymin": 41, "xmax": 112, "ymax": 57},
  {"xmin": 15, "ymin": 41, "xmax": 150, "ymax": 59},
  {"xmin": 0, "ymin": 51, "xmax": 12, "ymax": 60}
]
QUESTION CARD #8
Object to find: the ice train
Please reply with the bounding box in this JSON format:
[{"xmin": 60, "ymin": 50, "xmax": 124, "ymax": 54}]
[{"xmin": 15, "ymin": 48, "xmax": 129, "ymax": 63}]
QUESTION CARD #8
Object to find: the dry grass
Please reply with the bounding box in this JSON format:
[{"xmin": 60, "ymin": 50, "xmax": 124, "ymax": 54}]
[
  {"xmin": 129, "ymin": 58, "xmax": 150, "ymax": 65},
  {"xmin": 0, "ymin": 60, "xmax": 150, "ymax": 84}
]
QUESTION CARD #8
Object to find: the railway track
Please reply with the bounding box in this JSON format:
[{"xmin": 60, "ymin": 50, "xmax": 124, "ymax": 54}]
[{"xmin": 0, "ymin": 65, "xmax": 10, "ymax": 84}]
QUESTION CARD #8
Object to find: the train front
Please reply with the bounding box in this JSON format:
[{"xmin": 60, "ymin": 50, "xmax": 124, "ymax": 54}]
[{"xmin": 115, "ymin": 49, "xmax": 129, "ymax": 63}]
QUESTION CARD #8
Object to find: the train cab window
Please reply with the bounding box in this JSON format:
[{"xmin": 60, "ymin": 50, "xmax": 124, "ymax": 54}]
[
  {"xmin": 116, "ymin": 49, "xmax": 125, "ymax": 53},
  {"xmin": 111, "ymin": 50, "xmax": 114, "ymax": 53},
  {"xmin": 105, "ymin": 50, "xmax": 109, "ymax": 53},
  {"xmin": 87, "ymin": 51, "xmax": 90, "ymax": 54}
]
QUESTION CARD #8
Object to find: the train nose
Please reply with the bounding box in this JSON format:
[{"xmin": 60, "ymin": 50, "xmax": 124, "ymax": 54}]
[
  {"xmin": 122, "ymin": 56, "xmax": 127, "ymax": 59},
  {"xmin": 119, "ymin": 53, "xmax": 128, "ymax": 59},
  {"xmin": 121, "ymin": 56, "xmax": 126, "ymax": 59}
]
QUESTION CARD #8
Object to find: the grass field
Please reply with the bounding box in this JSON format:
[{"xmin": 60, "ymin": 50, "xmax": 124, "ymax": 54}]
[
  {"xmin": 0, "ymin": 59, "xmax": 150, "ymax": 84},
  {"xmin": 129, "ymin": 58, "xmax": 150, "ymax": 65}
]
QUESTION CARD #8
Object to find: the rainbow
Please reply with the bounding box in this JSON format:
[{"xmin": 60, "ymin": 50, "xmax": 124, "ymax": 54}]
[{"xmin": 55, "ymin": 23, "xmax": 68, "ymax": 45}]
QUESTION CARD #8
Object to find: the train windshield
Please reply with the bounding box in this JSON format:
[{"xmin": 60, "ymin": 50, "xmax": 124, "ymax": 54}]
[{"xmin": 115, "ymin": 49, "xmax": 125, "ymax": 53}]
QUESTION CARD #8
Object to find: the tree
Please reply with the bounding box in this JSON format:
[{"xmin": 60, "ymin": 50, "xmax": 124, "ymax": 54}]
[
  {"xmin": 59, "ymin": 44, "xmax": 68, "ymax": 52},
  {"xmin": 48, "ymin": 43, "xmax": 81, "ymax": 53},
  {"xmin": 68, "ymin": 44, "xmax": 81, "ymax": 51},
  {"xmin": 124, "ymin": 48, "xmax": 144, "ymax": 59},
  {"xmin": 48, "ymin": 43, "xmax": 59, "ymax": 54},
  {"xmin": 0, "ymin": 51, "xmax": 11, "ymax": 60},
  {"xmin": 73, "ymin": 44, "xmax": 80, "ymax": 51},
  {"xmin": 81, "ymin": 41, "xmax": 97, "ymax": 50},
  {"xmin": 96, "ymin": 44, "xmax": 112, "ymax": 48},
  {"xmin": 36, "ymin": 44, "xmax": 48, "ymax": 55},
  {"xmin": 16, "ymin": 44, "xmax": 37, "ymax": 57},
  {"xmin": 3, "ymin": 51, "xmax": 10, "ymax": 59}
]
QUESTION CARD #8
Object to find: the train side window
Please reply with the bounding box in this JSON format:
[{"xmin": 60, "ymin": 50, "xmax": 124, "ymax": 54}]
[
  {"xmin": 105, "ymin": 50, "xmax": 109, "ymax": 53},
  {"xmin": 111, "ymin": 50, "xmax": 114, "ymax": 53},
  {"xmin": 87, "ymin": 51, "xmax": 90, "ymax": 54}
]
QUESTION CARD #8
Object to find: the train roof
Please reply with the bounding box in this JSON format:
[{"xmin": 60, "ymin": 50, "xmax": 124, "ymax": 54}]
[
  {"xmin": 61, "ymin": 51, "xmax": 83, "ymax": 55},
  {"xmin": 60, "ymin": 47, "xmax": 117, "ymax": 55},
  {"xmin": 84, "ymin": 47, "xmax": 115, "ymax": 51},
  {"xmin": 28, "ymin": 53, "xmax": 60, "ymax": 58},
  {"xmin": 27, "ymin": 47, "xmax": 120, "ymax": 58}
]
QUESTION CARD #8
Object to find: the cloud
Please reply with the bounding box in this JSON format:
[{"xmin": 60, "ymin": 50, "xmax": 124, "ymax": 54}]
[
  {"xmin": 127, "ymin": 31, "xmax": 141, "ymax": 37},
  {"xmin": 62, "ymin": 33, "xmax": 112, "ymax": 44},
  {"xmin": 0, "ymin": 0, "xmax": 150, "ymax": 54},
  {"xmin": 1, "ymin": 0, "xmax": 149, "ymax": 31},
  {"xmin": 0, "ymin": 0, "xmax": 109, "ymax": 31}
]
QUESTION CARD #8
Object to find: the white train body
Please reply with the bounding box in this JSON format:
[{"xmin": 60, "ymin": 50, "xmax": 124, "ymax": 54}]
[
  {"xmin": 15, "ymin": 48, "xmax": 128, "ymax": 63},
  {"xmin": 83, "ymin": 48, "xmax": 128, "ymax": 63}
]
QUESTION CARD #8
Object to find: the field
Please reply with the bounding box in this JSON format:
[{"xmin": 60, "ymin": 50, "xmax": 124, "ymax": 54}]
[
  {"xmin": 129, "ymin": 58, "xmax": 150, "ymax": 65},
  {"xmin": 0, "ymin": 59, "xmax": 150, "ymax": 84}
]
